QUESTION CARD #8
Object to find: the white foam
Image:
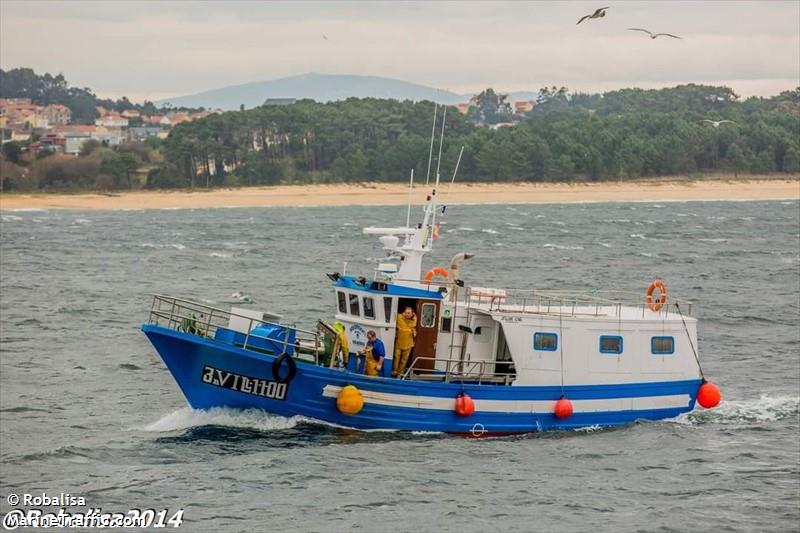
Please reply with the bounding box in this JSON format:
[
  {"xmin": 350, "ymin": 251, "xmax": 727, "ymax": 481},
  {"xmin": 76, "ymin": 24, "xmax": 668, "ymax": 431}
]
[
  {"xmin": 698, "ymin": 238, "xmax": 727, "ymax": 243},
  {"xmin": 1, "ymin": 215, "xmax": 23, "ymax": 222},
  {"xmin": 630, "ymin": 233, "xmax": 647, "ymax": 240},
  {"xmin": 543, "ymin": 243, "xmax": 584, "ymax": 250},
  {"xmin": 141, "ymin": 407, "xmax": 306, "ymax": 432},
  {"xmin": 481, "ymin": 229, "xmax": 499, "ymax": 235},
  {"xmin": 210, "ymin": 252, "xmax": 232, "ymax": 258},
  {"xmin": 672, "ymin": 395, "xmax": 799, "ymax": 425}
]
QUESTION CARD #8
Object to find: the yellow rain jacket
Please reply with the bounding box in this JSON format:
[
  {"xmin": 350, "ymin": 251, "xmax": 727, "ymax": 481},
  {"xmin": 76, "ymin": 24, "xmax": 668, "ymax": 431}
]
[{"xmin": 395, "ymin": 313, "xmax": 417, "ymax": 350}]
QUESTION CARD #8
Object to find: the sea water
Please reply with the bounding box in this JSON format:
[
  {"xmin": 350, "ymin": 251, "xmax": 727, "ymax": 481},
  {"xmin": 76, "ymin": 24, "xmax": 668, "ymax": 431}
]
[{"xmin": 1, "ymin": 200, "xmax": 798, "ymax": 532}]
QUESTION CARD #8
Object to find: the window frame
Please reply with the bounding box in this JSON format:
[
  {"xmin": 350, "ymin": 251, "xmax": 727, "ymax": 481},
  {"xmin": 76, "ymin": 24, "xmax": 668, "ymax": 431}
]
[
  {"xmin": 363, "ymin": 296, "xmax": 376, "ymax": 320},
  {"xmin": 383, "ymin": 297, "xmax": 393, "ymax": 323},
  {"xmin": 337, "ymin": 291, "xmax": 347, "ymax": 314},
  {"xmin": 420, "ymin": 303, "xmax": 436, "ymax": 328},
  {"xmin": 533, "ymin": 332, "xmax": 558, "ymax": 352},
  {"xmin": 651, "ymin": 336, "xmax": 675, "ymax": 355},
  {"xmin": 348, "ymin": 293, "xmax": 360, "ymax": 317},
  {"xmin": 599, "ymin": 335, "xmax": 623, "ymax": 355}
]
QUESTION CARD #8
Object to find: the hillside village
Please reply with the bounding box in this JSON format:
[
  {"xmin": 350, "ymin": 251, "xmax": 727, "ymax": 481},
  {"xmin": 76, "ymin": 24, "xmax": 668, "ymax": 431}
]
[{"xmin": 0, "ymin": 98, "xmax": 214, "ymax": 155}]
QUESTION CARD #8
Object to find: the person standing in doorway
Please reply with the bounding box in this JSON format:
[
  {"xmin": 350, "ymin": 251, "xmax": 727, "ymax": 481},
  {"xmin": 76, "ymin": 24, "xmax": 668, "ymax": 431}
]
[{"xmin": 392, "ymin": 306, "xmax": 417, "ymax": 377}]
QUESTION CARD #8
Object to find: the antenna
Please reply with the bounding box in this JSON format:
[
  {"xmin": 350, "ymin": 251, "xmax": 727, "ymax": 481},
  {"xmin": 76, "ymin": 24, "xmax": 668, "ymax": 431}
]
[
  {"xmin": 405, "ymin": 168, "xmax": 414, "ymax": 228},
  {"xmin": 449, "ymin": 145, "xmax": 465, "ymax": 191},
  {"xmin": 434, "ymin": 106, "xmax": 447, "ymax": 187},
  {"xmin": 425, "ymin": 104, "xmax": 437, "ymax": 185}
]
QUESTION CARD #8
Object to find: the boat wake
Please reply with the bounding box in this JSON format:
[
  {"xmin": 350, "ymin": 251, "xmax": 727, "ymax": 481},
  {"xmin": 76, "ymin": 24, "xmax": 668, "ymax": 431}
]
[
  {"xmin": 142, "ymin": 407, "xmax": 310, "ymax": 433},
  {"xmin": 672, "ymin": 395, "xmax": 799, "ymax": 425}
]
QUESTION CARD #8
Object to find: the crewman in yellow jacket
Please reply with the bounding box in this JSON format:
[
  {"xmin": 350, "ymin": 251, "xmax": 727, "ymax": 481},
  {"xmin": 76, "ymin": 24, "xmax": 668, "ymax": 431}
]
[
  {"xmin": 332, "ymin": 321, "xmax": 350, "ymax": 368},
  {"xmin": 392, "ymin": 306, "xmax": 417, "ymax": 377}
]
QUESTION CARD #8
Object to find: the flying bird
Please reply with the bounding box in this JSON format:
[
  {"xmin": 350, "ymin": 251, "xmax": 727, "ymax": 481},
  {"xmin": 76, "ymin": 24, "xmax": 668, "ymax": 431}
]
[
  {"xmin": 322, "ymin": 35, "xmax": 328, "ymax": 41},
  {"xmin": 627, "ymin": 28, "xmax": 682, "ymax": 39},
  {"xmin": 577, "ymin": 7, "xmax": 609, "ymax": 25},
  {"xmin": 700, "ymin": 119, "xmax": 736, "ymax": 128}
]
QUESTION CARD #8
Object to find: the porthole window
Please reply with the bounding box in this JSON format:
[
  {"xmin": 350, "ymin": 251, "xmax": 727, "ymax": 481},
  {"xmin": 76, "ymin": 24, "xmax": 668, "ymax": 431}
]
[
  {"xmin": 599, "ymin": 335, "xmax": 623, "ymax": 354},
  {"xmin": 533, "ymin": 332, "xmax": 558, "ymax": 351},
  {"xmin": 651, "ymin": 336, "xmax": 675, "ymax": 355}
]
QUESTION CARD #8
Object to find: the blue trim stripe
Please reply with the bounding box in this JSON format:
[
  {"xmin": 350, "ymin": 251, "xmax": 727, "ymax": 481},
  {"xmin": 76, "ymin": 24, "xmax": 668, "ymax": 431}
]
[{"xmin": 334, "ymin": 276, "xmax": 442, "ymax": 299}]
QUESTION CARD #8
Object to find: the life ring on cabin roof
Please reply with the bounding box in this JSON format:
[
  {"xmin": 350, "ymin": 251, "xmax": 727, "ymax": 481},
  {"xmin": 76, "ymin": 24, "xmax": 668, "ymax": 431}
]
[
  {"xmin": 423, "ymin": 267, "xmax": 449, "ymax": 283},
  {"xmin": 645, "ymin": 279, "xmax": 668, "ymax": 312}
]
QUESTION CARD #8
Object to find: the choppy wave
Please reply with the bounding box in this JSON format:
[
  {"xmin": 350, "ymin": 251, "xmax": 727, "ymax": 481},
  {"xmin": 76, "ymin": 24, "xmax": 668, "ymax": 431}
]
[
  {"xmin": 543, "ymin": 243, "xmax": 584, "ymax": 250},
  {"xmin": 481, "ymin": 229, "xmax": 499, "ymax": 235},
  {"xmin": 1, "ymin": 214, "xmax": 24, "ymax": 222},
  {"xmin": 673, "ymin": 395, "xmax": 799, "ymax": 425},
  {"xmin": 210, "ymin": 252, "xmax": 233, "ymax": 259},
  {"xmin": 230, "ymin": 291, "xmax": 252, "ymax": 303}
]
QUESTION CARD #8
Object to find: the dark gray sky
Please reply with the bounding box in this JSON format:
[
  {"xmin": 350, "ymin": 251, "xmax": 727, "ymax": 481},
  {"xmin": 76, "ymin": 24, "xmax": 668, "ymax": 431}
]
[{"xmin": 1, "ymin": 1, "xmax": 798, "ymax": 102}]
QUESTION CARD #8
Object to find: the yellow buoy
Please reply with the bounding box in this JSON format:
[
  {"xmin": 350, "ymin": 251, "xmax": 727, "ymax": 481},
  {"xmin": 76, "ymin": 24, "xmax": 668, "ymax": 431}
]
[{"xmin": 336, "ymin": 385, "xmax": 364, "ymax": 416}]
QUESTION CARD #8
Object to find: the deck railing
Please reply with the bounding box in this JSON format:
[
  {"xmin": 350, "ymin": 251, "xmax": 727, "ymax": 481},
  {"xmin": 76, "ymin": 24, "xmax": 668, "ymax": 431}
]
[
  {"xmin": 464, "ymin": 287, "xmax": 693, "ymax": 318},
  {"xmin": 401, "ymin": 356, "xmax": 515, "ymax": 385},
  {"xmin": 147, "ymin": 294, "xmax": 322, "ymax": 362}
]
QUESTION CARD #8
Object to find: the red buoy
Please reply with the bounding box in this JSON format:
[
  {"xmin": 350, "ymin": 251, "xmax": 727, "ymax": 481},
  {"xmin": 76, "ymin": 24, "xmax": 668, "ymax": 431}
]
[
  {"xmin": 455, "ymin": 393, "xmax": 475, "ymax": 417},
  {"xmin": 554, "ymin": 397, "xmax": 573, "ymax": 419},
  {"xmin": 697, "ymin": 381, "xmax": 721, "ymax": 409}
]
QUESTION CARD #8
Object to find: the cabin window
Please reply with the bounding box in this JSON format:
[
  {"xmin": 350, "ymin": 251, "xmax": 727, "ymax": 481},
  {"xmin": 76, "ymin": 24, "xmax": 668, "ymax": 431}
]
[
  {"xmin": 599, "ymin": 335, "xmax": 623, "ymax": 354},
  {"xmin": 349, "ymin": 293, "xmax": 360, "ymax": 316},
  {"xmin": 533, "ymin": 332, "xmax": 558, "ymax": 351},
  {"xmin": 337, "ymin": 291, "xmax": 347, "ymax": 313},
  {"xmin": 383, "ymin": 297, "xmax": 393, "ymax": 323},
  {"xmin": 651, "ymin": 336, "xmax": 675, "ymax": 355},
  {"xmin": 420, "ymin": 303, "xmax": 436, "ymax": 328},
  {"xmin": 441, "ymin": 309, "xmax": 453, "ymax": 333},
  {"xmin": 363, "ymin": 297, "xmax": 376, "ymax": 319}
]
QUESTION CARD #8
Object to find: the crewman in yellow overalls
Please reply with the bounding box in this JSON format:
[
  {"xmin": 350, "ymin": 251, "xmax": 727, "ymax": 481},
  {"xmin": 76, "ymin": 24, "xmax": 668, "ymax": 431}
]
[
  {"xmin": 332, "ymin": 322, "xmax": 350, "ymax": 368},
  {"xmin": 392, "ymin": 306, "xmax": 417, "ymax": 377}
]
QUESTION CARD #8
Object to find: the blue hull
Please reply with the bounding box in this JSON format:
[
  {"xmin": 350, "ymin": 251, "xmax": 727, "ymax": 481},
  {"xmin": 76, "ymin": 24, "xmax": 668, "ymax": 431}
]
[{"xmin": 142, "ymin": 324, "xmax": 700, "ymax": 434}]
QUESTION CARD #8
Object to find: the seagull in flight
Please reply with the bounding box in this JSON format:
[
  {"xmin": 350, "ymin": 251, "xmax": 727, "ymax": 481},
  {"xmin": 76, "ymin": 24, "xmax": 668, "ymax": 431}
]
[
  {"xmin": 628, "ymin": 28, "xmax": 682, "ymax": 39},
  {"xmin": 322, "ymin": 35, "xmax": 328, "ymax": 41},
  {"xmin": 700, "ymin": 119, "xmax": 736, "ymax": 128},
  {"xmin": 577, "ymin": 7, "xmax": 609, "ymax": 25}
]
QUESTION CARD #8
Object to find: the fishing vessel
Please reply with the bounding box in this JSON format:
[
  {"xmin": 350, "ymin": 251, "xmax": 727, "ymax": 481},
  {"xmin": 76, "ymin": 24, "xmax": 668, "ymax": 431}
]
[{"xmin": 141, "ymin": 110, "xmax": 721, "ymax": 435}]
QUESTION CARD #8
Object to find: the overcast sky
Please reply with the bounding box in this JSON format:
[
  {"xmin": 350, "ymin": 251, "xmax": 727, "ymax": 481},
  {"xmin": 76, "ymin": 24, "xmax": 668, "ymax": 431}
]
[{"xmin": 1, "ymin": 1, "xmax": 798, "ymax": 102}]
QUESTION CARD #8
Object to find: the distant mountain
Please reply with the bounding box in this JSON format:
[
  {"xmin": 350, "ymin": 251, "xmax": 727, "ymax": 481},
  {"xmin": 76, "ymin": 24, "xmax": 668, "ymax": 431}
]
[{"xmin": 155, "ymin": 73, "xmax": 539, "ymax": 110}]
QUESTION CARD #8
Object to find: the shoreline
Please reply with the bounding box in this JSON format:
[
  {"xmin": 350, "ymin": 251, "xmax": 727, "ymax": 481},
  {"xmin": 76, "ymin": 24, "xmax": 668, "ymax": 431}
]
[{"xmin": 1, "ymin": 177, "xmax": 798, "ymax": 211}]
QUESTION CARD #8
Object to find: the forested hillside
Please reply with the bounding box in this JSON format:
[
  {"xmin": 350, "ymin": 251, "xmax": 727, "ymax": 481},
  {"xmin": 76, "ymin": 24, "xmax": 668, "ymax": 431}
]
[{"xmin": 150, "ymin": 84, "xmax": 799, "ymax": 188}]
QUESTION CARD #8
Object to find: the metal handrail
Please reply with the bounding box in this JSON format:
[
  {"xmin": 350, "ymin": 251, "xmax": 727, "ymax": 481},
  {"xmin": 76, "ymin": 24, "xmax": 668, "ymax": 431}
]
[
  {"xmin": 147, "ymin": 295, "xmax": 321, "ymax": 362},
  {"xmin": 463, "ymin": 287, "xmax": 693, "ymax": 317},
  {"xmin": 402, "ymin": 356, "xmax": 515, "ymax": 385}
]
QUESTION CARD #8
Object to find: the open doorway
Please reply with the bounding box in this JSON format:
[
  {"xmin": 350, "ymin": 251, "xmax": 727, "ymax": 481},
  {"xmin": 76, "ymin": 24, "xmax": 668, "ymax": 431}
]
[{"xmin": 397, "ymin": 297, "xmax": 440, "ymax": 373}]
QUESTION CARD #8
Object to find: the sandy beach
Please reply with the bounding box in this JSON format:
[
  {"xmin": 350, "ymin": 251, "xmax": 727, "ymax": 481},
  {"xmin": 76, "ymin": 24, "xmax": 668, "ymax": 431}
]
[{"xmin": 1, "ymin": 177, "xmax": 797, "ymax": 211}]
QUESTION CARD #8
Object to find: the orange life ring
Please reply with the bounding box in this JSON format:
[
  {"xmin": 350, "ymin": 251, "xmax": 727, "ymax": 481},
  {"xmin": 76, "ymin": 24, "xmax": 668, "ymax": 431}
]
[
  {"xmin": 646, "ymin": 279, "xmax": 667, "ymax": 311},
  {"xmin": 423, "ymin": 267, "xmax": 449, "ymax": 283}
]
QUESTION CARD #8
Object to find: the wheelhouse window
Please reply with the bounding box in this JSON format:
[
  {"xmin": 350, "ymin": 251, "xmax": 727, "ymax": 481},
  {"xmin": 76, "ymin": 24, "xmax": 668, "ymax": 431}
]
[
  {"xmin": 651, "ymin": 336, "xmax": 675, "ymax": 355},
  {"xmin": 533, "ymin": 332, "xmax": 558, "ymax": 351},
  {"xmin": 363, "ymin": 297, "xmax": 376, "ymax": 319},
  {"xmin": 349, "ymin": 293, "xmax": 360, "ymax": 316},
  {"xmin": 383, "ymin": 297, "xmax": 393, "ymax": 323},
  {"xmin": 441, "ymin": 309, "xmax": 452, "ymax": 333},
  {"xmin": 420, "ymin": 303, "xmax": 436, "ymax": 328},
  {"xmin": 337, "ymin": 291, "xmax": 347, "ymax": 313},
  {"xmin": 599, "ymin": 335, "xmax": 623, "ymax": 354}
]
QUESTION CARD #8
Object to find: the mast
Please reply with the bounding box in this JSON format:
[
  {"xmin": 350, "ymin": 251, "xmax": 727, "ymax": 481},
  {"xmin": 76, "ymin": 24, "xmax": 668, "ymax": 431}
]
[{"xmin": 425, "ymin": 104, "xmax": 438, "ymax": 185}]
